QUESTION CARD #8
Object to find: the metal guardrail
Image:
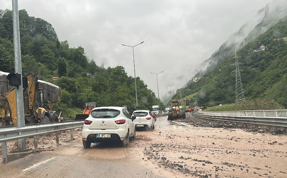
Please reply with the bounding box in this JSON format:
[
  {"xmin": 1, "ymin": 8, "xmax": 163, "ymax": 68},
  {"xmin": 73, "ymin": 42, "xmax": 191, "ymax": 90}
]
[
  {"xmin": 1, "ymin": 121, "xmax": 83, "ymax": 163},
  {"xmin": 193, "ymin": 112, "xmax": 287, "ymax": 128},
  {"xmin": 199, "ymin": 109, "xmax": 287, "ymax": 117}
]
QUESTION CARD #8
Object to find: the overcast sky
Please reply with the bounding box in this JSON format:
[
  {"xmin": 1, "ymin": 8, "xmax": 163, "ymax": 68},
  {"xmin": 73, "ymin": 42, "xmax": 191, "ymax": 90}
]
[{"xmin": 1, "ymin": 0, "xmax": 272, "ymax": 99}]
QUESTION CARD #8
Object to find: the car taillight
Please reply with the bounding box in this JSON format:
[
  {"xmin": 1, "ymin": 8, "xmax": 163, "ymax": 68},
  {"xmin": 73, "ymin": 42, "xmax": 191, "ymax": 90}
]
[
  {"xmin": 84, "ymin": 120, "xmax": 92, "ymax": 125},
  {"xmin": 115, "ymin": 120, "xmax": 126, "ymax": 124},
  {"xmin": 146, "ymin": 117, "xmax": 151, "ymax": 120}
]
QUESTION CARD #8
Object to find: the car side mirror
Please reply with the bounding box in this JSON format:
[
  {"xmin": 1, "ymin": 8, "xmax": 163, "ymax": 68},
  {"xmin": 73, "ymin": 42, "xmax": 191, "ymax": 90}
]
[{"xmin": 131, "ymin": 116, "xmax": 136, "ymax": 121}]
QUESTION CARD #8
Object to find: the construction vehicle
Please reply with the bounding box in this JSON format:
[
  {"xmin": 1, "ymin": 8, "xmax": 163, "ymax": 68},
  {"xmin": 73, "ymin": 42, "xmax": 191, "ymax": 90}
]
[
  {"xmin": 0, "ymin": 71, "xmax": 60, "ymax": 125},
  {"xmin": 200, "ymin": 104, "xmax": 207, "ymax": 110},
  {"xmin": 167, "ymin": 99, "xmax": 185, "ymax": 120},
  {"xmin": 75, "ymin": 102, "xmax": 96, "ymax": 120},
  {"xmin": 185, "ymin": 106, "xmax": 195, "ymax": 112}
]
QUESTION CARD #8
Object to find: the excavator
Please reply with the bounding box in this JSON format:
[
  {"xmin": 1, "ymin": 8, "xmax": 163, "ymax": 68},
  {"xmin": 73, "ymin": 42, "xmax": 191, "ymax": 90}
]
[
  {"xmin": 0, "ymin": 71, "xmax": 60, "ymax": 125},
  {"xmin": 75, "ymin": 102, "xmax": 96, "ymax": 120}
]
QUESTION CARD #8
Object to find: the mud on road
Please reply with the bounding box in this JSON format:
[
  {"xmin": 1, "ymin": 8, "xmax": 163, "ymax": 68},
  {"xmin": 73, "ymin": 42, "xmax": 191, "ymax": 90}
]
[
  {"xmin": 136, "ymin": 113, "xmax": 287, "ymax": 177},
  {"xmin": 1, "ymin": 113, "xmax": 287, "ymax": 178}
]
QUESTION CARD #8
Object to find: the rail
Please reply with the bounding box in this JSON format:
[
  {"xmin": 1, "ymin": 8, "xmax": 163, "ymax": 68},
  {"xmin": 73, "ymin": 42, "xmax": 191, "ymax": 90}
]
[
  {"xmin": 1, "ymin": 121, "xmax": 84, "ymax": 163},
  {"xmin": 199, "ymin": 109, "xmax": 287, "ymax": 117},
  {"xmin": 193, "ymin": 112, "xmax": 287, "ymax": 128}
]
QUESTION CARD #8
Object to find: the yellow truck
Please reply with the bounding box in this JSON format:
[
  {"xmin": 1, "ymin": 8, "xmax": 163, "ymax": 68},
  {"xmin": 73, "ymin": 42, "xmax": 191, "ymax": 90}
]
[
  {"xmin": 0, "ymin": 71, "xmax": 60, "ymax": 125},
  {"xmin": 167, "ymin": 99, "xmax": 186, "ymax": 120}
]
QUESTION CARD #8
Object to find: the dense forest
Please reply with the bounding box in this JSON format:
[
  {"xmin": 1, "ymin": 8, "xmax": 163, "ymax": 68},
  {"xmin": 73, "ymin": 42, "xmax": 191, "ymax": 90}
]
[
  {"xmin": 0, "ymin": 9, "xmax": 162, "ymax": 117},
  {"xmin": 174, "ymin": 15, "xmax": 287, "ymax": 108}
]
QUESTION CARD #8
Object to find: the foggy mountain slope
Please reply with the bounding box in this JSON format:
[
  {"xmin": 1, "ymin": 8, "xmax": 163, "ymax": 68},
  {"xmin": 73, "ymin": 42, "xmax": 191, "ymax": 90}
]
[
  {"xmin": 194, "ymin": 0, "xmax": 287, "ymax": 79},
  {"xmin": 173, "ymin": 14, "xmax": 287, "ymax": 108}
]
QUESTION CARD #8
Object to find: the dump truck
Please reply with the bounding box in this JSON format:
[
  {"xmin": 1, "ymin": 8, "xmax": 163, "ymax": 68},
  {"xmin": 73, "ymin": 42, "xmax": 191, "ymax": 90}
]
[
  {"xmin": 0, "ymin": 71, "xmax": 60, "ymax": 125},
  {"xmin": 167, "ymin": 99, "xmax": 185, "ymax": 120},
  {"xmin": 75, "ymin": 102, "xmax": 96, "ymax": 120}
]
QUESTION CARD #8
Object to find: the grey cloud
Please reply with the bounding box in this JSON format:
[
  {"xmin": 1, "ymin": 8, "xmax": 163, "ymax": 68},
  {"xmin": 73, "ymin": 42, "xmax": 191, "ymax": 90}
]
[{"xmin": 0, "ymin": 0, "xmax": 272, "ymax": 100}]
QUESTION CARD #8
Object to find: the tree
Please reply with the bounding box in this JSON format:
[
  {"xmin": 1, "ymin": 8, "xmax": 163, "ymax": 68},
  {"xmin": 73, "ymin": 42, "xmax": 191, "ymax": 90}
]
[{"xmin": 57, "ymin": 57, "xmax": 67, "ymax": 77}]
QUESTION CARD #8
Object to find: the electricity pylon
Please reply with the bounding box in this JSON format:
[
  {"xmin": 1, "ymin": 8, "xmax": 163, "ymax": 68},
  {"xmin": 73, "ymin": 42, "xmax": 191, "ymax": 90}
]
[{"xmin": 233, "ymin": 51, "xmax": 246, "ymax": 103}]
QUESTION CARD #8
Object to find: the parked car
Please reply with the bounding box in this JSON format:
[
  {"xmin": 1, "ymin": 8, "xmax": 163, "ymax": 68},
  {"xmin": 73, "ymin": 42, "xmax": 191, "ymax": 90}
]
[
  {"xmin": 82, "ymin": 106, "xmax": 136, "ymax": 148},
  {"xmin": 132, "ymin": 110, "xmax": 155, "ymax": 131}
]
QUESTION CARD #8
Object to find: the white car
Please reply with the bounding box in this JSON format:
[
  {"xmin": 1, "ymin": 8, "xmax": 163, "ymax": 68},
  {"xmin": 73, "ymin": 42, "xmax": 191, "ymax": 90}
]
[
  {"xmin": 82, "ymin": 106, "xmax": 136, "ymax": 148},
  {"xmin": 132, "ymin": 110, "xmax": 155, "ymax": 131}
]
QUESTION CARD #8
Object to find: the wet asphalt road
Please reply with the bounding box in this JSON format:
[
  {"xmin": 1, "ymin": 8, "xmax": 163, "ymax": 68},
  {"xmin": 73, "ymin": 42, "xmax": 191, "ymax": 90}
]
[{"xmin": 0, "ymin": 116, "xmax": 172, "ymax": 178}]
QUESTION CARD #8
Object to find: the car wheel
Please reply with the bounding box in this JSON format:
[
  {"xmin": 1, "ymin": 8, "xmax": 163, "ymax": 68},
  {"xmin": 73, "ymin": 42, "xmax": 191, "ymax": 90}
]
[
  {"xmin": 83, "ymin": 140, "xmax": 91, "ymax": 149},
  {"xmin": 132, "ymin": 128, "xmax": 136, "ymax": 140},
  {"xmin": 52, "ymin": 113, "xmax": 58, "ymax": 122},
  {"xmin": 41, "ymin": 116, "xmax": 50, "ymax": 123},
  {"xmin": 122, "ymin": 132, "xmax": 130, "ymax": 147}
]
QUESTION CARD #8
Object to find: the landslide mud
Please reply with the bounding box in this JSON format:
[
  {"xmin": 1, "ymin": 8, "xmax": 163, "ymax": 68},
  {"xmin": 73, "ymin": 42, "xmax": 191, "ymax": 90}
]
[
  {"xmin": 135, "ymin": 114, "xmax": 287, "ymax": 177},
  {"xmin": 1, "ymin": 114, "xmax": 287, "ymax": 178}
]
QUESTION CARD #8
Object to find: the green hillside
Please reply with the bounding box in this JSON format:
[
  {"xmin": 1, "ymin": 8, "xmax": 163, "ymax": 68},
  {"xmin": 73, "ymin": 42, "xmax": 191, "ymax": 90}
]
[
  {"xmin": 0, "ymin": 9, "xmax": 162, "ymax": 117},
  {"xmin": 174, "ymin": 16, "xmax": 287, "ymax": 108}
]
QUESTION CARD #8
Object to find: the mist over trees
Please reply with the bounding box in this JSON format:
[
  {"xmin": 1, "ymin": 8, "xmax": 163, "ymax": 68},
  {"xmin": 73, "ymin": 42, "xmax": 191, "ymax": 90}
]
[
  {"xmin": 175, "ymin": 15, "xmax": 287, "ymax": 108},
  {"xmin": 0, "ymin": 9, "xmax": 162, "ymax": 116}
]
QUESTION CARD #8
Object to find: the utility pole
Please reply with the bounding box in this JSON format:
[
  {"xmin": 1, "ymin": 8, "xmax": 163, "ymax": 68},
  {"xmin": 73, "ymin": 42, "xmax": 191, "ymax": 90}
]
[
  {"xmin": 151, "ymin": 71, "xmax": 163, "ymax": 112},
  {"xmin": 233, "ymin": 51, "xmax": 246, "ymax": 103},
  {"xmin": 12, "ymin": 0, "xmax": 26, "ymax": 150}
]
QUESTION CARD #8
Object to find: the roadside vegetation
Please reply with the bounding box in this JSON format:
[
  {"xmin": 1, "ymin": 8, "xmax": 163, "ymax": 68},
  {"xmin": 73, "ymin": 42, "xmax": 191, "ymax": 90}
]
[
  {"xmin": 204, "ymin": 100, "xmax": 284, "ymax": 111},
  {"xmin": 0, "ymin": 9, "xmax": 163, "ymax": 118}
]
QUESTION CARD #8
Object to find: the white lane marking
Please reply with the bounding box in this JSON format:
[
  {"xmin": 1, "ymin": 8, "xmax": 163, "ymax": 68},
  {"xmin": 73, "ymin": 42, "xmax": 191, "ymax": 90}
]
[{"xmin": 23, "ymin": 156, "xmax": 56, "ymax": 172}]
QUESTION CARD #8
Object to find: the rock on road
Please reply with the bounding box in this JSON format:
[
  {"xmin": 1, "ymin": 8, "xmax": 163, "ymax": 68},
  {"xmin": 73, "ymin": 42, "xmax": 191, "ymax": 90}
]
[{"xmin": 1, "ymin": 113, "xmax": 287, "ymax": 178}]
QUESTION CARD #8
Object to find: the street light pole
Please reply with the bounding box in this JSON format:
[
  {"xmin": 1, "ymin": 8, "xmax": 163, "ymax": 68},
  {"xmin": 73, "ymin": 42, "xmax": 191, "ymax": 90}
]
[
  {"xmin": 12, "ymin": 0, "xmax": 26, "ymax": 150},
  {"xmin": 122, "ymin": 41, "xmax": 144, "ymax": 109},
  {"xmin": 151, "ymin": 71, "xmax": 163, "ymax": 110}
]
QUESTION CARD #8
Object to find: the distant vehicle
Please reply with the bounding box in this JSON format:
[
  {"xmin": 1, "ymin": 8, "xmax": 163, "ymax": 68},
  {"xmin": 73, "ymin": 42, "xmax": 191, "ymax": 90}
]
[
  {"xmin": 132, "ymin": 110, "xmax": 155, "ymax": 131},
  {"xmin": 164, "ymin": 108, "xmax": 171, "ymax": 113},
  {"xmin": 185, "ymin": 106, "xmax": 195, "ymax": 112},
  {"xmin": 200, "ymin": 104, "xmax": 207, "ymax": 110},
  {"xmin": 167, "ymin": 99, "xmax": 185, "ymax": 120},
  {"xmin": 151, "ymin": 105, "xmax": 160, "ymax": 115},
  {"xmin": 81, "ymin": 106, "xmax": 136, "ymax": 148},
  {"xmin": 75, "ymin": 102, "xmax": 96, "ymax": 120}
]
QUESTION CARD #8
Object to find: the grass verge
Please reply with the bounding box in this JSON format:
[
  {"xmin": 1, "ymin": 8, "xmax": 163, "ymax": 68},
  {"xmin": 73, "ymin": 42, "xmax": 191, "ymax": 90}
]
[{"xmin": 204, "ymin": 100, "xmax": 284, "ymax": 111}]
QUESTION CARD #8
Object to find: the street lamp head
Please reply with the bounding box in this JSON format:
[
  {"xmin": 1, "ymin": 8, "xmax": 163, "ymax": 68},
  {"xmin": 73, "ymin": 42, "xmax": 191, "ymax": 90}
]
[
  {"xmin": 122, "ymin": 44, "xmax": 126, "ymax": 46},
  {"xmin": 141, "ymin": 41, "xmax": 144, "ymax": 44}
]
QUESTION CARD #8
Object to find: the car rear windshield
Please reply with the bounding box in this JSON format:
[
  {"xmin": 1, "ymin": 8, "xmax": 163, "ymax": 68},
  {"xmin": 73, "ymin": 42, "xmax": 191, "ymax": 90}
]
[
  {"xmin": 133, "ymin": 112, "xmax": 148, "ymax": 117},
  {"xmin": 91, "ymin": 109, "xmax": 120, "ymax": 118}
]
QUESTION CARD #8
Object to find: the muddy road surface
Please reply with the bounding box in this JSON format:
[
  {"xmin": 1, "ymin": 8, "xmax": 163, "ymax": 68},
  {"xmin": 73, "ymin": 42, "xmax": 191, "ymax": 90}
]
[{"xmin": 1, "ymin": 114, "xmax": 287, "ymax": 178}]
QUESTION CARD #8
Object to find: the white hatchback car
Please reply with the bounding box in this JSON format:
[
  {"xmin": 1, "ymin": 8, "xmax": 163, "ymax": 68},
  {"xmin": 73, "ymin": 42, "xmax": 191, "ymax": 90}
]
[
  {"xmin": 132, "ymin": 110, "xmax": 155, "ymax": 131},
  {"xmin": 82, "ymin": 106, "xmax": 136, "ymax": 148}
]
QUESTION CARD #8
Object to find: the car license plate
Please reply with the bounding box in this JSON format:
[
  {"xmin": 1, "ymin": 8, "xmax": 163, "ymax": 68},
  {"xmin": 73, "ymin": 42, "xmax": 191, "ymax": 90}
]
[
  {"xmin": 136, "ymin": 124, "xmax": 144, "ymax": 127},
  {"xmin": 96, "ymin": 134, "xmax": 111, "ymax": 138}
]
